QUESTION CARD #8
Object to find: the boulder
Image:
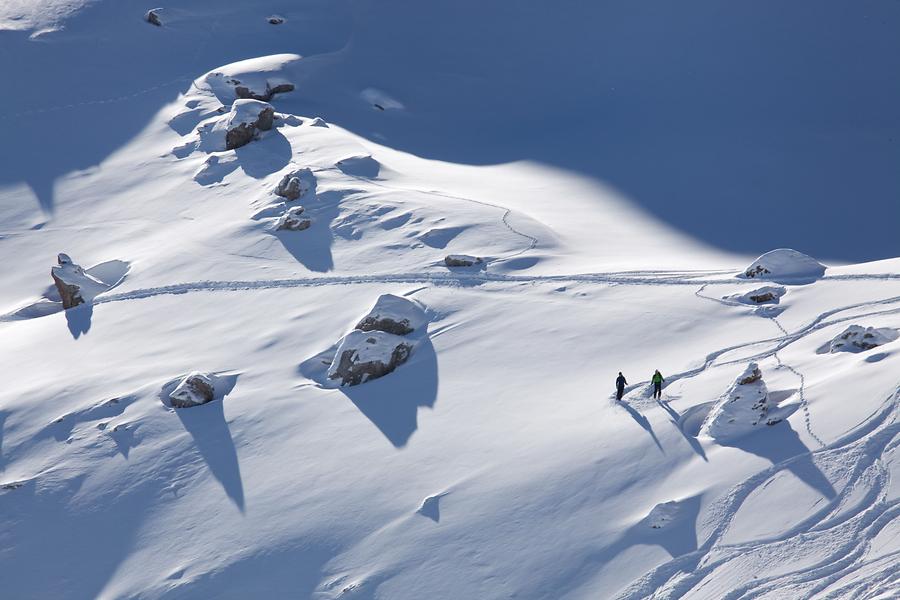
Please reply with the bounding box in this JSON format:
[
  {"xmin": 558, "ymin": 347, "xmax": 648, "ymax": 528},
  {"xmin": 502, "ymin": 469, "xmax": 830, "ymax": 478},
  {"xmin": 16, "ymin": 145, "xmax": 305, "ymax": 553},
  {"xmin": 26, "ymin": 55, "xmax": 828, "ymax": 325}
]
[
  {"xmin": 169, "ymin": 372, "xmax": 215, "ymax": 408},
  {"xmin": 50, "ymin": 254, "xmax": 108, "ymax": 309},
  {"xmin": 274, "ymin": 168, "xmax": 313, "ymax": 200},
  {"xmin": 699, "ymin": 363, "xmax": 783, "ymax": 441},
  {"xmin": 328, "ymin": 330, "xmax": 413, "ymax": 386},
  {"xmin": 224, "ymin": 99, "xmax": 274, "ymax": 150},
  {"xmin": 725, "ymin": 285, "xmax": 786, "ymax": 306},
  {"xmin": 309, "ymin": 117, "xmax": 328, "ymax": 128},
  {"xmin": 741, "ymin": 249, "xmax": 825, "ymax": 282},
  {"xmin": 267, "ymin": 15, "xmax": 285, "ymax": 25},
  {"xmin": 145, "ymin": 8, "xmax": 163, "ymax": 26},
  {"xmin": 822, "ymin": 325, "xmax": 899, "ymax": 353},
  {"xmin": 275, "ymin": 206, "xmax": 311, "ymax": 231},
  {"xmin": 445, "ymin": 254, "xmax": 483, "ymax": 267},
  {"xmin": 234, "ymin": 78, "xmax": 295, "ymax": 102},
  {"xmin": 355, "ymin": 294, "xmax": 426, "ymax": 336}
]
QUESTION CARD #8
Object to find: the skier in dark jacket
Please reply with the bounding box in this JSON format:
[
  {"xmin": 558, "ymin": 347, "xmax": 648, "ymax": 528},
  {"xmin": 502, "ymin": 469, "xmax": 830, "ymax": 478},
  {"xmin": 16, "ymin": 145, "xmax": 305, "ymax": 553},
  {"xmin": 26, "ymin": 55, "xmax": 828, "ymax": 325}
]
[
  {"xmin": 651, "ymin": 370, "xmax": 664, "ymax": 399},
  {"xmin": 615, "ymin": 372, "xmax": 627, "ymax": 401}
]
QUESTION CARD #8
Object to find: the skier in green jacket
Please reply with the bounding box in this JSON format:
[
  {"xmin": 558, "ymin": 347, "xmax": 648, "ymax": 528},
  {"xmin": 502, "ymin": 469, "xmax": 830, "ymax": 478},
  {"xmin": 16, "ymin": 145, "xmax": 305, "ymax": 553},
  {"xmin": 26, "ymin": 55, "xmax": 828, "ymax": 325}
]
[{"xmin": 651, "ymin": 370, "xmax": 664, "ymax": 399}]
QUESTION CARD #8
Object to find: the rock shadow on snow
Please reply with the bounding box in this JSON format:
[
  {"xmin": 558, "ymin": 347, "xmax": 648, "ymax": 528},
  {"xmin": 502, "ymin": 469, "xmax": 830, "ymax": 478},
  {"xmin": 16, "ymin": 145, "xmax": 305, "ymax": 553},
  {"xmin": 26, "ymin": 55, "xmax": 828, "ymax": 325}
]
[
  {"xmin": 160, "ymin": 373, "xmax": 245, "ymax": 511},
  {"xmin": 721, "ymin": 420, "xmax": 836, "ymax": 501},
  {"xmin": 318, "ymin": 334, "xmax": 438, "ymax": 448},
  {"xmin": 269, "ymin": 189, "xmax": 347, "ymax": 272}
]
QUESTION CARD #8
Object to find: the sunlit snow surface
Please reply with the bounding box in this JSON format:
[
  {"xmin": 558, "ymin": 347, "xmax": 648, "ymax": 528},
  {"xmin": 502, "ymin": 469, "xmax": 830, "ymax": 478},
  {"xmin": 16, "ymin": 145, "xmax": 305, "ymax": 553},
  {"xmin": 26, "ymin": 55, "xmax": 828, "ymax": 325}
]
[{"xmin": 1, "ymin": 1, "xmax": 900, "ymax": 599}]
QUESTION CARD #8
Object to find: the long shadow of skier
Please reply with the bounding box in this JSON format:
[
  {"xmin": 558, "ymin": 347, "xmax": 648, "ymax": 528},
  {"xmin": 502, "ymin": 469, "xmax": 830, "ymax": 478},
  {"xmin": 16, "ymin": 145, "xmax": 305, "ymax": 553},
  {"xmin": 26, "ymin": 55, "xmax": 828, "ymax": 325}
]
[
  {"xmin": 619, "ymin": 400, "xmax": 663, "ymax": 453},
  {"xmin": 657, "ymin": 398, "xmax": 708, "ymax": 462}
]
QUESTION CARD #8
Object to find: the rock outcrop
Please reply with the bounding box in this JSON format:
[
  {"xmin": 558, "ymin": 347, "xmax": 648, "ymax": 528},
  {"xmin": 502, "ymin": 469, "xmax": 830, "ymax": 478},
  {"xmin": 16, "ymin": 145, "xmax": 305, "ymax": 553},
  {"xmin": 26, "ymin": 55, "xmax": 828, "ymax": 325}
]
[
  {"xmin": 50, "ymin": 254, "xmax": 108, "ymax": 309},
  {"xmin": 275, "ymin": 206, "xmax": 311, "ymax": 231},
  {"xmin": 444, "ymin": 254, "xmax": 484, "ymax": 267},
  {"xmin": 326, "ymin": 294, "xmax": 427, "ymax": 386},
  {"xmin": 328, "ymin": 331, "xmax": 413, "ymax": 386},
  {"xmin": 169, "ymin": 372, "xmax": 215, "ymax": 408},
  {"xmin": 145, "ymin": 8, "xmax": 163, "ymax": 26},
  {"xmin": 741, "ymin": 249, "xmax": 825, "ymax": 282},
  {"xmin": 267, "ymin": 15, "xmax": 285, "ymax": 25},
  {"xmin": 224, "ymin": 99, "xmax": 274, "ymax": 150},
  {"xmin": 234, "ymin": 77, "xmax": 294, "ymax": 102},
  {"xmin": 725, "ymin": 285, "xmax": 786, "ymax": 306},
  {"xmin": 355, "ymin": 294, "xmax": 426, "ymax": 336},
  {"xmin": 821, "ymin": 325, "xmax": 898, "ymax": 354},
  {"xmin": 274, "ymin": 168, "xmax": 313, "ymax": 200},
  {"xmin": 699, "ymin": 363, "xmax": 784, "ymax": 441}
]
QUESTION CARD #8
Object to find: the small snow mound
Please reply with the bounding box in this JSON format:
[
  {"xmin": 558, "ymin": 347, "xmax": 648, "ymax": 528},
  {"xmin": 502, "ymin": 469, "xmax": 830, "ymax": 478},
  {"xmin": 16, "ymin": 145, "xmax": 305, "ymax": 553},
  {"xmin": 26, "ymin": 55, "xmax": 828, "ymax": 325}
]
[
  {"xmin": 327, "ymin": 330, "xmax": 413, "ymax": 386},
  {"xmin": 646, "ymin": 500, "xmax": 681, "ymax": 529},
  {"xmin": 445, "ymin": 254, "xmax": 484, "ymax": 268},
  {"xmin": 740, "ymin": 248, "xmax": 825, "ymax": 282},
  {"xmin": 725, "ymin": 285, "xmax": 786, "ymax": 306},
  {"xmin": 355, "ymin": 294, "xmax": 427, "ymax": 336},
  {"xmin": 169, "ymin": 372, "xmax": 215, "ymax": 408},
  {"xmin": 308, "ymin": 117, "xmax": 328, "ymax": 127},
  {"xmin": 417, "ymin": 493, "xmax": 447, "ymax": 522},
  {"xmin": 336, "ymin": 155, "xmax": 380, "ymax": 178},
  {"xmin": 699, "ymin": 363, "xmax": 785, "ymax": 441},
  {"xmin": 819, "ymin": 325, "xmax": 899, "ymax": 354}
]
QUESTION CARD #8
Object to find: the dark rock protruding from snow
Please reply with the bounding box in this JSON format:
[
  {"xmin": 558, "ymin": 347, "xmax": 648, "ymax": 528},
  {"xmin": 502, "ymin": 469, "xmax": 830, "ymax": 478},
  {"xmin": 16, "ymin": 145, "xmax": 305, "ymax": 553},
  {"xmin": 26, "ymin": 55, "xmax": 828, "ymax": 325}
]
[
  {"xmin": 275, "ymin": 206, "xmax": 311, "ymax": 231},
  {"xmin": 328, "ymin": 331, "xmax": 413, "ymax": 386},
  {"xmin": 145, "ymin": 9, "xmax": 163, "ymax": 26},
  {"xmin": 355, "ymin": 294, "xmax": 426, "ymax": 336},
  {"xmin": 274, "ymin": 168, "xmax": 314, "ymax": 201},
  {"xmin": 700, "ymin": 363, "xmax": 785, "ymax": 441},
  {"xmin": 224, "ymin": 99, "xmax": 274, "ymax": 150},
  {"xmin": 169, "ymin": 372, "xmax": 215, "ymax": 408},
  {"xmin": 50, "ymin": 254, "xmax": 108, "ymax": 309},
  {"xmin": 820, "ymin": 325, "xmax": 899, "ymax": 354},
  {"xmin": 234, "ymin": 78, "xmax": 294, "ymax": 102},
  {"xmin": 740, "ymin": 249, "xmax": 825, "ymax": 282},
  {"xmin": 445, "ymin": 254, "xmax": 484, "ymax": 268},
  {"xmin": 325, "ymin": 294, "xmax": 427, "ymax": 386},
  {"xmin": 726, "ymin": 285, "xmax": 786, "ymax": 305},
  {"xmin": 267, "ymin": 15, "xmax": 285, "ymax": 25}
]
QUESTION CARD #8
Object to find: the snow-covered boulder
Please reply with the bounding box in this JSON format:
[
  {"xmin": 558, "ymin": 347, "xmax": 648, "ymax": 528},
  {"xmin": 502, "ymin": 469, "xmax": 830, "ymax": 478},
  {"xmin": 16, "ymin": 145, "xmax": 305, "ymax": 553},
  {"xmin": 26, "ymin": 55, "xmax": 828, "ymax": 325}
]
[
  {"xmin": 145, "ymin": 8, "xmax": 163, "ymax": 26},
  {"xmin": 740, "ymin": 249, "xmax": 825, "ymax": 281},
  {"xmin": 725, "ymin": 285, "xmax": 786, "ymax": 305},
  {"xmin": 223, "ymin": 99, "xmax": 274, "ymax": 150},
  {"xmin": 50, "ymin": 254, "xmax": 109, "ymax": 309},
  {"xmin": 274, "ymin": 168, "xmax": 314, "ymax": 201},
  {"xmin": 328, "ymin": 330, "xmax": 413, "ymax": 386},
  {"xmin": 267, "ymin": 15, "xmax": 285, "ymax": 25},
  {"xmin": 235, "ymin": 77, "xmax": 294, "ymax": 102},
  {"xmin": 169, "ymin": 372, "xmax": 215, "ymax": 408},
  {"xmin": 699, "ymin": 363, "xmax": 783, "ymax": 441},
  {"xmin": 355, "ymin": 294, "xmax": 427, "ymax": 336},
  {"xmin": 445, "ymin": 254, "xmax": 484, "ymax": 268},
  {"xmin": 820, "ymin": 325, "xmax": 899, "ymax": 354},
  {"xmin": 275, "ymin": 206, "xmax": 311, "ymax": 231}
]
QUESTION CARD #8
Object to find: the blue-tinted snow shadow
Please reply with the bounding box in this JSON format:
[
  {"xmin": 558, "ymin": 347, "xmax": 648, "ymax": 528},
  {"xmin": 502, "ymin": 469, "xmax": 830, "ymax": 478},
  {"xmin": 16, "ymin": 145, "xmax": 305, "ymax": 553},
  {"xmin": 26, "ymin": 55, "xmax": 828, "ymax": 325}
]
[
  {"xmin": 657, "ymin": 399, "xmax": 707, "ymax": 461},
  {"xmin": 65, "ymin": 303, "xmax": 93, "ymax": 339},
  {"xmin": 233, "ymin": 128, "xmax": 292, "ymax": 179},
  {"xmin": 0, "ymin": 410, "xmax": 7, "ymax": 470},
  {"xmin": 618, "ymin": 400, "xmax": 663, "ymax": 454},
  {"xmin": 164, "ymin": 543, "xmax": 334, "ymax": 600},
  {"xmin": 291, "ymin": 0, "xmax": 900, "ymax": 263},
  {"xmin": 721, "ymin": 420, "xmax": 836, "ymax": 500},
  {"xmin": 340, "ymin": 335, "xmax": 439, "ymax": 448},
  {"xmin": 532, "ymin": 495, "xmax": 703, "ymax": 598},
  {"xmin": 0, "ymin": 0, "xmax": 352, "ymax": 217},
  {"xmin": 162, "ymin": 374, "xmax": 245, "ymax": 511},
  {"xmin": 272, "ymin": 189, "xmax": 345, "ymax": 272}
]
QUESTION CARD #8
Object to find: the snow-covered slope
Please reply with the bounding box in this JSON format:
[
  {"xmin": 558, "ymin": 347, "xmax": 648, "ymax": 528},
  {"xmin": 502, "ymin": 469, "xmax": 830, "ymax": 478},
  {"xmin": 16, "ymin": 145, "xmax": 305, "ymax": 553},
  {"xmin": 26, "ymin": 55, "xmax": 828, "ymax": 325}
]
[{"xmin": 2, "ymin": 2, "xmax": 900, "ymax": 599}]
